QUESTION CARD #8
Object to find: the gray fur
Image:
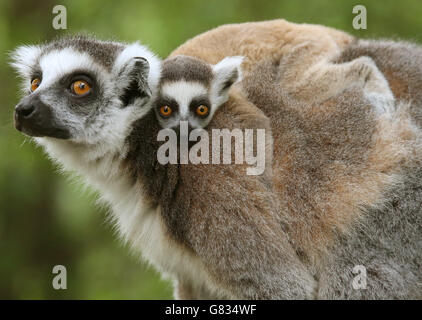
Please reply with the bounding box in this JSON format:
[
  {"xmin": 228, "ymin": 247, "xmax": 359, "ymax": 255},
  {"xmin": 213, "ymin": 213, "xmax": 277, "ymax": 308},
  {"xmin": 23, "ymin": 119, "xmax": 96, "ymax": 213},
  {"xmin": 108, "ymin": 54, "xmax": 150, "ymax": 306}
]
[
  {"xmin": 337, "ymin": 39, "xmax": 422, "ymax": 128},
  {"xmin": 38, "ymin": 35, "xmax": 124, "ymax": 71},
  {"xmin": 124, "ymin": 91, "xmax": 316, "ymax": 299},
  {"xmin": 241, "ymin": 42, "xmax": 422, "ymax": 299},
  {"xmin": 318, "ymin": 166, "xmax": 422, "ymax": 299},
  {"xmin": 312, "ymin": 39, "xmax": 422, "ymax": 299},
  {"xmin": 160, "ymin": 55, "xmax": 213, "ymax": 86}
]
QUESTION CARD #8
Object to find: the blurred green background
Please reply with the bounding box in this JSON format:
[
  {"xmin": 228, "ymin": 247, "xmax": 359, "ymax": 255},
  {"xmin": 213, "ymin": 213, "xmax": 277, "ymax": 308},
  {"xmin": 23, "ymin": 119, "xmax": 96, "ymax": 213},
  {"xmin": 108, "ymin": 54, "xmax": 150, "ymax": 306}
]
[{"xmin": 0, "ymin": 0, "xmax": 421, "ymax": 299}]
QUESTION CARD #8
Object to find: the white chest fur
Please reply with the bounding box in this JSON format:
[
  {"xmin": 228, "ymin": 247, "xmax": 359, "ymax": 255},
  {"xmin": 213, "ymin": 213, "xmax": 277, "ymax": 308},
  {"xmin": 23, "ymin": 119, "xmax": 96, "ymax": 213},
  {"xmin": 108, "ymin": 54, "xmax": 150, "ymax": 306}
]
[
  {"xmin": 104, "ymin": 179, "xmax": 209, "ymax": 285},
  {"xmin": 100, "ymin": 175, "xmax": 219, "ymax": 298},
  {"xmin": 38, "ymin": 137, "xmax": 211, "ymax": 295}
]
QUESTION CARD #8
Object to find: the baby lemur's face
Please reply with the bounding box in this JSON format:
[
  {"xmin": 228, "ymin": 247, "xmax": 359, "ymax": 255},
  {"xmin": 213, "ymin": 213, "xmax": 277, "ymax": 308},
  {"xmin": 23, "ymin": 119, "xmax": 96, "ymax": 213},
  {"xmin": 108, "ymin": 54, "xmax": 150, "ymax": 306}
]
[{"xmin": 154, "ymin": 55, "xmax": 243, "ymax": 129}]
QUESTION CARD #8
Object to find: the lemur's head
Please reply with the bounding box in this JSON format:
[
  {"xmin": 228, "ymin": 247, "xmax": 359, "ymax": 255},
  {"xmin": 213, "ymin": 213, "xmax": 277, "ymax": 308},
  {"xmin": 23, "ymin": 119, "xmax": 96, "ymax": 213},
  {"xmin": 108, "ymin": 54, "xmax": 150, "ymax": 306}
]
[
  {"xmin": 10, "ymin": 36, "xmax": 160, "ymax": 150},
  {"xmin": 154, "ymin": 55, "xmax": 243, "ymax": 129}
]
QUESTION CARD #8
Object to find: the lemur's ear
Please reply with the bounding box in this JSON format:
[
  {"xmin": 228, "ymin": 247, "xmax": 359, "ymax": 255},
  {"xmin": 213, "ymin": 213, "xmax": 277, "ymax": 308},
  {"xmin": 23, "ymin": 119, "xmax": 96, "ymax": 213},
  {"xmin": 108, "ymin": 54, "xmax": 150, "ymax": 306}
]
[
  {"xmin": 116, "ymin": 56, "xmax": 152, "ymax": 107},
  {"xmin": 212, "ymin": 56, "xmax": 244, "ymax": 96},
  {"xmin": 10, "ymin": 45, "xmax": 42, "ymax": 78}
]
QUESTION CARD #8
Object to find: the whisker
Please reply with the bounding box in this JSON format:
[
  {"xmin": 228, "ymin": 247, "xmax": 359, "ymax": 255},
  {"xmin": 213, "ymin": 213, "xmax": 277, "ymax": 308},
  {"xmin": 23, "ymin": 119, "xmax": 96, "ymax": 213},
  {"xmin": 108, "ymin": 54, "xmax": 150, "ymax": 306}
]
[{"xmin": 19, "ymin": 137, "xmax": 29, "ymax": 147}]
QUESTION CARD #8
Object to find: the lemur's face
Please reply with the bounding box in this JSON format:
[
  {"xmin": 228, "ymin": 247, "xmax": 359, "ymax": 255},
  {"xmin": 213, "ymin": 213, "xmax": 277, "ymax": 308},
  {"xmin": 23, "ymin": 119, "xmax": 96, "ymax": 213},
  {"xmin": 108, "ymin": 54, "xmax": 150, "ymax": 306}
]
[
  {"xmin": 10, "ymin": 36, "xmax": 160, "ymax": 148},
  {"xmin": 154, "ymin": 55, "xmax": 243, "ymax": 129}
]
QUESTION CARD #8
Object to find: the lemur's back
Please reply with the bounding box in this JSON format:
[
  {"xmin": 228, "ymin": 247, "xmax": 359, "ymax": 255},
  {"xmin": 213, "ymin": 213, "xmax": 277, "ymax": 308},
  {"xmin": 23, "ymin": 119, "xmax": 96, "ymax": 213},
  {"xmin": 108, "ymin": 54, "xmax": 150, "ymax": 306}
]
[
  {"xmin": 315, "ymin": 38, "xmax": 422, "ymax": 299},
  {"xmin": 241, "ymin": 51, "xmax": 422, "ymax": 298},
  {"xmin": 170, "ymin": 19, "xmax": 354, "ymax": 74}
]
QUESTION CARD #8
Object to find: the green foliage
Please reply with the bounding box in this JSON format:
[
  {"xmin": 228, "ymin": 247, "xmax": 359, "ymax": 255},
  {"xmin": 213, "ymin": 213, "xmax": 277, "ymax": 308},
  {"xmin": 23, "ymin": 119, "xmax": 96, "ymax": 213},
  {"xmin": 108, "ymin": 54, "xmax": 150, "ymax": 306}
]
[{"xmin": 0, "ymin": 0, "xmax": 421, "ymax": 299}]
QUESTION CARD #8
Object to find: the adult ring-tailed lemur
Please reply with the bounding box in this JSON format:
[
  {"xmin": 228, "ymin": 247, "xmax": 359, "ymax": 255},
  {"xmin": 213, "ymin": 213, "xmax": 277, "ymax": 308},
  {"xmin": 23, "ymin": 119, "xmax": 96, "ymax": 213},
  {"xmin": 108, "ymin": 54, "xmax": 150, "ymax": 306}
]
[{"xmin": 11, "ymin": 20, "xmax": 422, "ymax": 299}]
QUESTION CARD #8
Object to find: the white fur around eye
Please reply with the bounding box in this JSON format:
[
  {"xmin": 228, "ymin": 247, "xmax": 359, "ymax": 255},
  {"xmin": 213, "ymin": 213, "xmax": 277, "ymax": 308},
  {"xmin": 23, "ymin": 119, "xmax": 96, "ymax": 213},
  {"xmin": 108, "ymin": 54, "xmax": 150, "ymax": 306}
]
[
  {"xmin": 161, "ymin": 81, "xmax": 208, "ymax": 118},
  {"xmin": 38, "ymin": 48, "xmax": 103, "ymax": 89}
]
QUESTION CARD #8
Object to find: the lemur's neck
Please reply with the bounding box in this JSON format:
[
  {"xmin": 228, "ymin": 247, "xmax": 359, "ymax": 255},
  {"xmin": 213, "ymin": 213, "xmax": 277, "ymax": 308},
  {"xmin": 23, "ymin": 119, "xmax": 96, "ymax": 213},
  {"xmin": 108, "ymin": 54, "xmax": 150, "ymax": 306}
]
[
  {"xmin": 122, "ymin": 110, "xmax": 171, "ymax": 205},
  {"xmin": 38, "ymin": 109, "xmax": 166, "ymax": 205}
]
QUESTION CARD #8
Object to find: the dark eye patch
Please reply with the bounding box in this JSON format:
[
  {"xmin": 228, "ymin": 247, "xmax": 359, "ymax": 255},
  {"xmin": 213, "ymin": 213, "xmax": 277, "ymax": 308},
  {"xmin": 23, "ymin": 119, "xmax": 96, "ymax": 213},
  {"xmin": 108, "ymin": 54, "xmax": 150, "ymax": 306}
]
[
  {"xmin": 28, "ymin": 70, "xmax": 42, "ymax": 93},
  {"xmin": 154, "ymin": 96, "xmax": 179, "ymax": 116},
  {"xmin": 54, "ymin": 70, "xmax": 99, "ymax": 111},
  {"xmin": 59, "ymin": 70, "xmax": 95, "ymax": 89},
  {"xmin": 189, "ymin": 95, "xmax": 210, "ymax": 117},
  {"xmin": 30, "ymin": 70, "xmax": 42, "ymax": 82}
]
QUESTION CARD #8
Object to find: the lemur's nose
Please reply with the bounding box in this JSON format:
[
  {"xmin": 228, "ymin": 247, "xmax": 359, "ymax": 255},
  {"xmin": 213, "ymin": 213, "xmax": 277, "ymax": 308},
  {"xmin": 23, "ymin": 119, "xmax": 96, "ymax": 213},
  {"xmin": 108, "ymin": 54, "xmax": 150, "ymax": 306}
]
[
  {"xmin": 15, "ymin": 103, "xmax": 36, "ymax": 120},
  {"xmin": 13, "ymin": 95, "xmax": 71, "ymax": 139}
]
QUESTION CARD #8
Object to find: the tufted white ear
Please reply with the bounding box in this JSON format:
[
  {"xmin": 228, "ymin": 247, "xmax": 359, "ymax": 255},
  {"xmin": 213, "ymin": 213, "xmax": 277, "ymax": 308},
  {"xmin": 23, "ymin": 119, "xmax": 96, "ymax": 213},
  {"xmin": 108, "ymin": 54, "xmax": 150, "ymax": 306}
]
[
  {"xmin": 115, "ymin": 56, "xmax": 152, "ymax": 106},
  {"xmin": 113, "ymin": 42, "xmax": 161, "ymax": 94},
  {"xmin": 212, "ymin": 56, "xmax": 244, "ymax": 97},
  {"xmin": 9, "ymin": 45, "xmax": 42, "ymax": 79}
]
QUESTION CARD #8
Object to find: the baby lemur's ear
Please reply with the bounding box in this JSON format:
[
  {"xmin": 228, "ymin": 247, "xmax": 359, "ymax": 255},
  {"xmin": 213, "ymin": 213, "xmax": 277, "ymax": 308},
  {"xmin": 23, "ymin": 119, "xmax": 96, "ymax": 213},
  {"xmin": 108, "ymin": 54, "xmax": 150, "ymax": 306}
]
[
  {"xmin": 116, "ymin": 56, "xmax": 152, "ymax": 107},
  {"xmin": 212, "ymin": 56, "xmax": 244, "ymax": 96}
]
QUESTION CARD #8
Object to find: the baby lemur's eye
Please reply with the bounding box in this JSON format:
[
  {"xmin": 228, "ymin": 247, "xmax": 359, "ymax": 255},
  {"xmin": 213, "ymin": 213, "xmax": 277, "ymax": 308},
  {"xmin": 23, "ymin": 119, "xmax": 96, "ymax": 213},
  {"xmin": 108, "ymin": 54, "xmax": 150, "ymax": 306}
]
[
  {"xmin": 71, "ymin": 80, "xmax": 91, "ymax": 96},
  {"xmin": 159, "ymin": 105, "xmax": 172, "ymax": 117},
  {"xmin": 196, "ymin": 105, "xmax": 209, "ymax": 117},
  {"xmin": 30, "ymin": 78, "xmax": 41, "ymax": 92}
]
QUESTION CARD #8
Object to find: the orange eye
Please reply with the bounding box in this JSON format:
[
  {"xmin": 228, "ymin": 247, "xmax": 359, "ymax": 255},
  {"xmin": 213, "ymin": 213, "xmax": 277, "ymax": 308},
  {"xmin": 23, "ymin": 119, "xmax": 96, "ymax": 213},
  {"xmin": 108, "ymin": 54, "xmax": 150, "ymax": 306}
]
[
  {"xmin": 196, "ymin": 105, "xmax": 209, "ymax": 117},
  {"xmin": 159, "ymin": 105, "xmax": 172, "ymax": 117},
  {"xmin": 30, "ymin": 78, "xmax": 41, "ymax": 92},
  {"xmin": 71, "ymin": 80, "xmax": 91, "ymax": 96}
]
